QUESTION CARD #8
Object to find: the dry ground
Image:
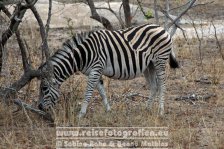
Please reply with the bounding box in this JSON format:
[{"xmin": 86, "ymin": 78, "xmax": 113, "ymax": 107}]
[{"xmin": 0, "ymin": 0, "xmax": 224, "ymax": 149}]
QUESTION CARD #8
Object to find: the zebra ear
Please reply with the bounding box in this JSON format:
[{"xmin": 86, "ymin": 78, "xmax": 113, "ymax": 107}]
[
  {"xmin": 38, "ymin": 61, "xmax": 54, "ymax": 79},
  {"xmin": 37, "ymin": 65, "xmax": 48, "ymax": 80}
]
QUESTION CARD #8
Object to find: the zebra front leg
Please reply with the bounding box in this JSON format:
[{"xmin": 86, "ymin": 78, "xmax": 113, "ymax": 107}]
[
  {"xmin": 144, "ymin": 63, "xmax": 158, "ymax": 110},
  {"xmin": 78, "ymin": 70, "xmax": 102, "ymax": 118},
  {"xmin": 97, "ymin": 79, "xmax": 111, "ymax": 112}
]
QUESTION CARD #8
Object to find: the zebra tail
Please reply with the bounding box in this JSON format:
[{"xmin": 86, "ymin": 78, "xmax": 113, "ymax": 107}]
[{"xmin": 169, "ymin": 50, "xmax": 179, "ymax": 68}]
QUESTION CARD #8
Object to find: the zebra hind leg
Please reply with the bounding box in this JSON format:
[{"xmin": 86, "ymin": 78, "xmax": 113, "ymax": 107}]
[
  {"xmin": 96, "ymin": 79, "xmax": 111, "ymax": 112},
  {"xmin": 154, "ymin": 62, "xmax": 166, "ymax": 116},
  {"xmin": 144, "ymin": 62, "xmax": 158, "ymax": 111}
]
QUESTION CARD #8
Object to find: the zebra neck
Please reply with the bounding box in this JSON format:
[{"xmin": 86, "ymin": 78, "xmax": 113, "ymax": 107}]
[
  {"xmin": 51, "ymin": 32, "xmax": 94, "ymax": 85},
  {"xmin": 51, "ymin": 48, "xmax": 80, "ymax": 85}
]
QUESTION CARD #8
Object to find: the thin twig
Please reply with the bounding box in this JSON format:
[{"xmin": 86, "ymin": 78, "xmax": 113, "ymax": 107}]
[
  {"xmin": 167, "ymin": 0, "xmax": 196, "ymax": 29},
  {"xmin": 1, "ymin": 5, "xmax": 11, "ymax": 17},
  {"xmin": 191, "ymin": 1, "xmax": 214, "ymax": 9},
  {"xmin": 136, "ymin": 0, "xmax": 153, "ymax": 20},
  {"xmin": 13, "ymin": 98, "xmax": 54, "ymax": 122},
  {"xmin": 175, "ymin": 93, "xmax": 216, "ymax": 102},
  {"xmin": 95, "ymin": 4, "xmax": 124, "ymax": 28},
  {"xmin": 131, "ymin": 2, "xmax": 139, "ymax": 20},
  {"xmin": 160, "ymin": 0, "xmax": 196, "ymax": 38},
  {"xmin": 118, "ymin": 2, "xmax": 123, "ymax": 26},
  {"xmin": 164, "ymin": 0, "xmax": 169, "ymax": 30},
  {"xmin": 124, "ymin": 92, "xmax": 148, "ymax": 99},
  {"xmin": 154, "ymin": 0, "xmax": 159, "ymax": 24},
  {"xmin": 169, "ymin": 1, "xmax": 214, "ymax": 13},
  {"xmin": 45, "ymin": 0, "xmax": 52, "ymax": 36},
  {"xmin": 158, "ymin": 7, "xmax": 186, "ymax": 38},
  {"xmin": 191, "ymin": 17, "xmax": 203, "ymax": 68},
  {"xmin": 211, "ymin": 21, "xmax": 224, "ymax": 60},
  {"xmin": 21, "ymin": 101, "xmax": 34, "ymax": 128}
]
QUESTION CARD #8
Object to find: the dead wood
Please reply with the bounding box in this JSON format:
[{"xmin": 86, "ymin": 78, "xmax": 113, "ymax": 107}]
[
  {"xmin": 0, "ymin": 0, "xmax": 39, "ymax": 73},
  {"xmin": 0, "ymin": 0, "xmax": 52, "ymax": 112},
  {"xmin": 86, "ymin": 0, "xmax": 113, "ymax": 30},
  {"xmin": 95, "ymin": 1, "xmax": 125, "ymax": 28},
  {"xmin": 13, "ymin": 98, "xmax": 54, "ymax": 122},
  {"xmin": 124, "ymin": 92, "xmax": 148, "ymax": 99},
  {"xmin": 175, "ymin": 93, "xmax": 216, "ymax": 103},
  {"xmin": 211, "ymin": 21, "xmax": 224, "ymax": 60},
  {"xmin": 195, "ymin": 78, "xmax": 212, "ymax": 84},
  {"xmin": 122, "ymin": 0, "xmax": 131, "ymax": 27}
]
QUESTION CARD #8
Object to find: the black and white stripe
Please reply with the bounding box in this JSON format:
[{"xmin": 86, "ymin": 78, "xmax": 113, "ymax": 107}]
[{"xmin": 38, "ymin": 24, "xmax": 179, "ymax": 117}]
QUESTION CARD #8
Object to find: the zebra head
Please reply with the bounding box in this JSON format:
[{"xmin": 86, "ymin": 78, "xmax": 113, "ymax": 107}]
[
  {"xmin": 38, "ymin": 63, "xmax": 60, "ymax": 111},
  {"xmin": 38, "ymin": 75, "xmax": 60, "ymax": 112}
]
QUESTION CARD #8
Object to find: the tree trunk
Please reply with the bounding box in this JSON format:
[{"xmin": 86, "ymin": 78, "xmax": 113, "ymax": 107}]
[
  {"xmin": 122, "ymin": 0, "xmax": 131, "ymax": 27},
  {"xmin": 154, "ymin": 0, "xmax": 159, "ymax": 24}
]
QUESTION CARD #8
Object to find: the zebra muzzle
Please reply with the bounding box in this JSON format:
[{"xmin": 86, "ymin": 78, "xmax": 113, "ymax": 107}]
[{"xmin": 38, "ymin": 103, "xmax": 44, "ymax": 111}]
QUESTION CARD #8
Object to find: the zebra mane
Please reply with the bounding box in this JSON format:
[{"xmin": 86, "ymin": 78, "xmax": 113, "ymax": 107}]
[
  {"xmin": 62, "ymin": 31, "xmax": 92, "ymax": 50},
  {"xmin": 38, "ymin": 32, "xmax": 91, "ymax": 72}
]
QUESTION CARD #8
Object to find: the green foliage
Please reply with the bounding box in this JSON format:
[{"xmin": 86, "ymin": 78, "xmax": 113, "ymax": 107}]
[{"xmin": 145, "ymin": 9, "xmax": 153, "ymax": 20}]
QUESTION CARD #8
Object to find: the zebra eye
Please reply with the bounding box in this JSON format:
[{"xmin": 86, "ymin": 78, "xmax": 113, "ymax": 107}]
[
  {"xmin": 52, "ymin": 78, "xmax": 57, "ymax": 86},
  {"xmin": 42, "ymin": 86, "xmax": 48, "ymax": 91},
  {"xmin": 52, "ymin": 78, "xmax": 55, "ymax": 82}
]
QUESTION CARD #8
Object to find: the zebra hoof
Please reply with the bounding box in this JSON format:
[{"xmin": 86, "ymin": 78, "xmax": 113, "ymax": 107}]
[
  {"xmin": 146, "ymin": 102, "xmax": 153, "ymax": 110},
  {"xmin": 159, "ymin": 108, "xmax": 164, "ymax": 116},
  {"xmin": 77, "ymin": 112, "xmax": 86, "ymax": 119},
  {"xmin": 106, "ymin": 105, "xmax": 111, "ymax": 112}
]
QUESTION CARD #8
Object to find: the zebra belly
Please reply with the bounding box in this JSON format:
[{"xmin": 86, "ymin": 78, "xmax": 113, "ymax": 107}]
[{"xmin": 102, "ymin": 64, "xmax": 147, "ymax": 80}]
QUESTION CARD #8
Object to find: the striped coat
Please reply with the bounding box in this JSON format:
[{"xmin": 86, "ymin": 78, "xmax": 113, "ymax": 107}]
[{"xmin": 38, "ymin": 24, "xmax": 179, "ymax": 117}]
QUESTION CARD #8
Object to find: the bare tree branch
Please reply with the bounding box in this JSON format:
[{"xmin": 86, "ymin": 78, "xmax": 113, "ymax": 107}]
[
  {"xmin": 0, "ymin": 1, "xmax": 49, "ymax": 112},
  {"xmin": 136, "ymin": 0, "xmax": 153, "ymax": 20},
  {"xmin": 1, "ymin": 5, "xmax": 11, "ymax": 17},
  {"xmin": 16, "ymin": 31, "xmax": 30, "ymax": 71},
  {"xmin": 45, "ymin": 0, "xmax": 52, "ymax": 36},
  {"xmin": 0, "ymin": 67, "xmax": 42, "ymax": 108},
  {"xmin": 86, "ymin": 0, "xmax": 113, "ymax": 30},
  {"xmin": 0, "ymin": 0, "xmax": 55, "ymax": 123},
  {"xmin": 122, "ymin": 0, "xmax": 131, "ymax": 27},
  {"xmin": 164, "ymin": 0, "xmax": 170, "ymax": 30},
  {"xmin": 167, "ymin": 0, "xmax": 196, "ymax": 29},
  {"xmin": 119, "ymin": 2, "xmax": 123, "ymax": 25},
  {"xmin": 154, "ymin": 0, "xmax": 159, "ymax": 24},
  {"xmin": 0, "ymin": 0, "xmax": 21, "ymax": 5},
  {"xmin": 1, "ymin": 5, "xmax": 32, "ymax": 72},
  {"xmin": 175, "ymin": 93, "xmax": 216, "ymax": 103},
  {"xmin": 13, "ymin": 98, "xmax": 54, "ymax": 122},
  {"xmin": 170, "ymin": 1, "xmax": 214, "ymax": 12},
  {"xmin": 0, "ymin": 0, "xmax": 38, "ymax": 73},
  {"xmin": 191, "ymin": 19, "xmax": 203, "ymax": 67},
  {"xmin": 0, "ymin": 5, "xmax": 26, "ymax": 73},
  {"xmin": 95, "ymin": 2, "xmax": 125, "ymax": 28},
  {"xmin": 211, "ymin": 21, "xmax": 224, "ymax": 60},
  {"xmin": 29, "ymin": 5, "xmax": 50, "ymax": 59},
  {"xmin": 157, "ymin": 0, "xmax": 196, "ymax": 38},
  {"xmin": 159, "ymin": 7, "xmax": 186, "ymax": 38}
]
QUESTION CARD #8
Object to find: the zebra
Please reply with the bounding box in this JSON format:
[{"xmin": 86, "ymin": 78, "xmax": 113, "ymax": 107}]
[{"xmin": 38, "ymin": 24, "xmax": 179, "ymax": 118}]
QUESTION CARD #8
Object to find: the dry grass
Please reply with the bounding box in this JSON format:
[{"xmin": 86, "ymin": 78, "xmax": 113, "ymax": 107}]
[
  {"xmin": 0, "ymin": 1, "xmax": 224, "ymax": 148},
  {"xmin": 0, "ymin": 27, "xmax": 223, "ymax": 148}
]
